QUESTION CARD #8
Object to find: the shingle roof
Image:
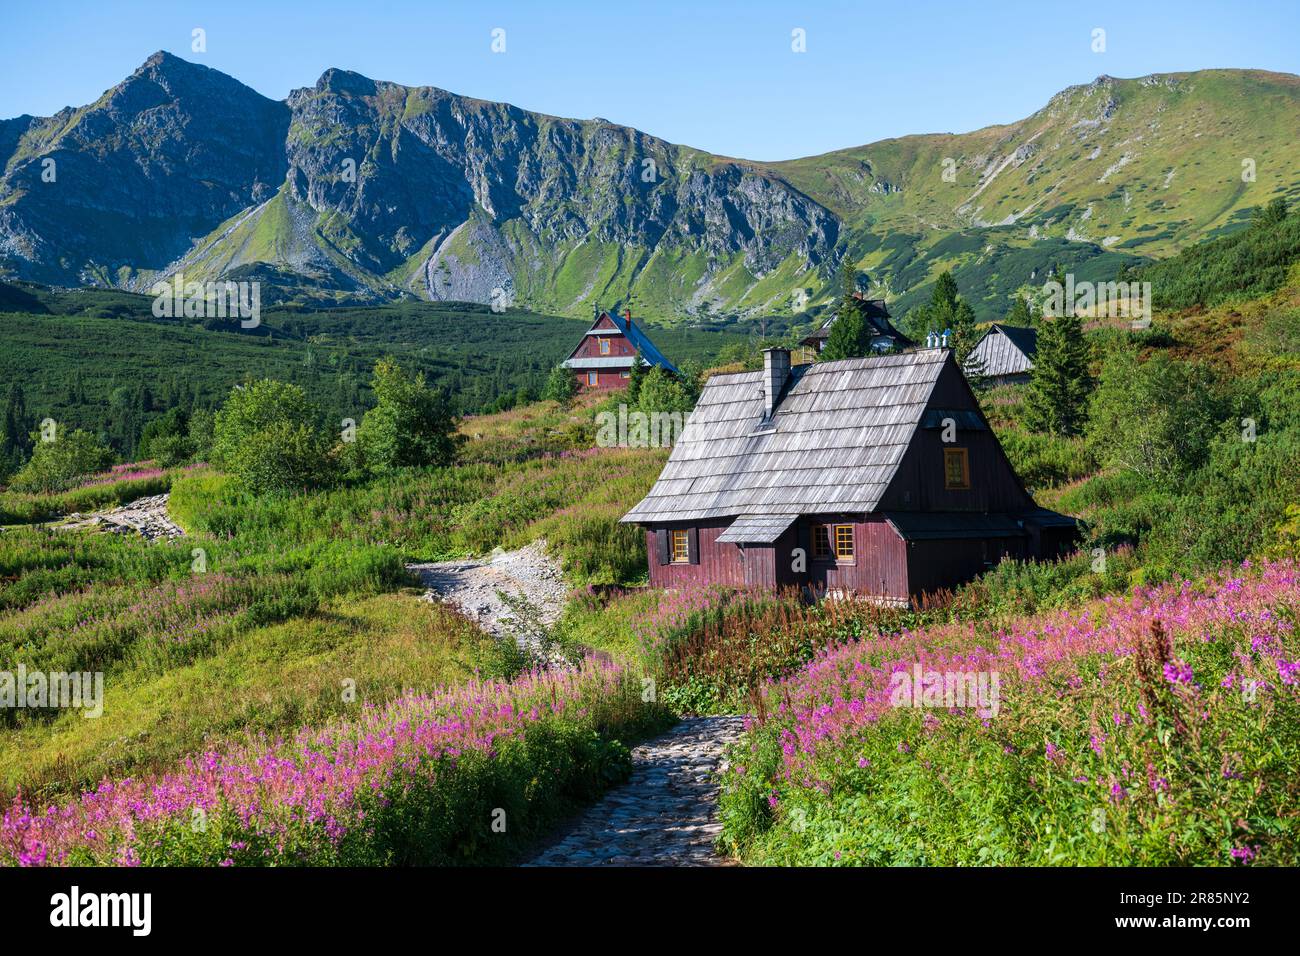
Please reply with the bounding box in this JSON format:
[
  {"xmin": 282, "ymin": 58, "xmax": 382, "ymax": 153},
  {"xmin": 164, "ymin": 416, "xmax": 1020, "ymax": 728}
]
[
  {"xmin": 970, "ymin": 324, "xmax": 1037, "ymax": 377},
  {"xmin": 715, "ymin": 514, "xmax": 799, "ymax": 544},
  {"xmin": 621, "ymin": 350, "xmax": 950, "ymax": 524}
]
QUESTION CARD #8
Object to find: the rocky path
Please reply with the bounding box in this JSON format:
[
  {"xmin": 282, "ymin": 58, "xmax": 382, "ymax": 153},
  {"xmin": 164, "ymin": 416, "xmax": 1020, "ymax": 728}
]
[
  {"xmin": 61, "ymin": 493, "xmax": 185, "ymax": 541},
  {"xmin": 407, "ymin": 540, "xmax": 568, "ymax": 650},
  {"xmin": 525, "ymin": 715, "xmax": 747, "ymax": 867}
]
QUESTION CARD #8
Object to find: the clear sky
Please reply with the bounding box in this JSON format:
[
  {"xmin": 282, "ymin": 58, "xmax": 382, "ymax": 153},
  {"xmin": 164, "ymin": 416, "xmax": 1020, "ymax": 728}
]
[{"xmin": 1, "ymin": 0, "xmax": 1296, "ymax": 161}]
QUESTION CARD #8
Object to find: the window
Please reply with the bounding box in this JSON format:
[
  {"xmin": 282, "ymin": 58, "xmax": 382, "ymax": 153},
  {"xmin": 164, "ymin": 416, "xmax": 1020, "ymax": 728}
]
[
  {"xmin": 812, "ymin": 524, "xmax": 854, "ymax": 561},
  {"xmin": 944, "ymin": 448, "xmax": 970, "ymax": 490},
  {"xmin": 835, "ymin": 525, "xmax": 855, "ymax": 560},
  {"xmin": 670, "ymin": 529, "xmax": 690, "ymax": 563},
  {"xmin": 599, "ymin": 338, "xmax": 611, "ymax": 355},
  {"xmin": 812, "ymin": 525, "xmax": 831, "ymax": 559},
  {"xmin": 620, "ymin": 371, "xmax": 631, "ymax": 379},
  {"xmin": 587, "ymin": 371, "xmax": 599, "ymax": 387}
]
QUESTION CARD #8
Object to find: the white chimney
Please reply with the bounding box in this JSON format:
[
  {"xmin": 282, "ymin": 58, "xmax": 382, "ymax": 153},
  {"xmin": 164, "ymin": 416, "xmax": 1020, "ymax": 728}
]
[{"xmin": 762, "ymin": 347, "xmax": 791, "ymax": 420}]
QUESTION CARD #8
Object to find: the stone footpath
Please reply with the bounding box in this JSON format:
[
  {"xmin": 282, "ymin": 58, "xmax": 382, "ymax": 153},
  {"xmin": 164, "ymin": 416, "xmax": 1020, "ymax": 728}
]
[
  {"xmin": 62, "ymin": 493, "xmax": 185, "ymax": 541},
  {"xmin": 525, "ymin": 715, "xmax": 747, "ymax": 867},
  {"xmin": 407, "ymin": 540, "xmax": 569, "ymax": 653}
]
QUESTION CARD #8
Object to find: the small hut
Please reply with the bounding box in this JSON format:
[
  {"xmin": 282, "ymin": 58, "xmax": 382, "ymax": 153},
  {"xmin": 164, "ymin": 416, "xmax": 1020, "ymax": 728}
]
[
  {"xmin": 622, "ymin": 346, "xmax": 1076, "ymax": 601},
  {"xmin": 561, "ymin": 308, "xmax": 678, "ymax": 391},
  {"xmin": 969, "ymin": 324, "xmax": 1038, "ymax": 385}
]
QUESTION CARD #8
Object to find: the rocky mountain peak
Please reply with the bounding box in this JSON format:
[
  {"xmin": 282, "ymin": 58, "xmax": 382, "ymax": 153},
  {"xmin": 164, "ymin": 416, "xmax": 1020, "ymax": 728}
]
[{"xmin": 313, "ymin": 68, "xmax": 379, "ymax": 98}]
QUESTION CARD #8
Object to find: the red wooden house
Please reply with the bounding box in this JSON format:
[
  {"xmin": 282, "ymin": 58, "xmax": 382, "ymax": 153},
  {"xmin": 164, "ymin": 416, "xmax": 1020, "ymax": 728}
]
[
  {"xmin": 621, "ymin": 347, "xmax": 1077, "ymax": 601},
  {"xmin": 562, "ymin": 308, "xmax": 679, "ymax": 392}
]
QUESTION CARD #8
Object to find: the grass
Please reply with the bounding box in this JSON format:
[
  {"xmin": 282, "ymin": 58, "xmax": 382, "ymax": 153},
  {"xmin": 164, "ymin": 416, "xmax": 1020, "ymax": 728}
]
[
  {"xmin": 0, "ymin": 594, "xmax": 503, "ymax": 802},
  {"xmin": 4, "ymin": 659, "xmax": 675, "ymax": 866},
  {"xmin": 0, "ymin": 464, "xmax": 192, "ymax": 524}
]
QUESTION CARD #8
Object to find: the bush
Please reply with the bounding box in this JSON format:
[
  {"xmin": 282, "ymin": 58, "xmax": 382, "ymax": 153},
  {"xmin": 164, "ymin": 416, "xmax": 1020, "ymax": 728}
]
[
  {"xmin": 635, "ymin": 367, "xmax": 694, "ymax": 416},
  {"xmin": 1132, "ymin": 199, "xmax": 1300, "ymax": 310},
  {"xmin": 8, "ymin": 428, "xmax": 113, "ymax": 494},
  {"xmin": 542, "ymin": 365, "xmax": 577, "ymax": 405},
  {"xmin": 358, "ymin": 359, "xmax": 460, "ymax": 473},
  {"xmin": 1086, "ymin": 346, "xmax": 1223, "ymax": 479},
  {"xmin": 212, "ymin": 380, "xmax": 334, "ymax": 493}
]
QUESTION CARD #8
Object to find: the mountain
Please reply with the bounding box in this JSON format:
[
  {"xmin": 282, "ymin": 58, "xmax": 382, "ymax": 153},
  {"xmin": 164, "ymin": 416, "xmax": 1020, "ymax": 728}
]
[{"xmin": 1, "ymin": 55, "xmax": 1298, "ymax": 322}]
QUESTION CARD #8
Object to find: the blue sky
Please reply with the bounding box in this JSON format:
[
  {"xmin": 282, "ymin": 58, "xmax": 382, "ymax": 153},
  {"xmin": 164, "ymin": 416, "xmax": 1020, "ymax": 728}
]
[{"xmin": 1, "ymin": 0, "xmax": 1296, "ymax": 160}]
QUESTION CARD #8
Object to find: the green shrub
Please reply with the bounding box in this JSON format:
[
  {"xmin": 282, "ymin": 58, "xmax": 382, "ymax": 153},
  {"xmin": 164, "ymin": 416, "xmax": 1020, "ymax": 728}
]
[
  {"xmin": 9, "ymin": 428, "xmax": 113, "ymax": 494},
  {"xmin": 357, "ymin": 359, "xmax": 460, "ymax": 473},
  {"xmin": 212, "ymin": 380, "xmax": 334, "ymax": 493}
]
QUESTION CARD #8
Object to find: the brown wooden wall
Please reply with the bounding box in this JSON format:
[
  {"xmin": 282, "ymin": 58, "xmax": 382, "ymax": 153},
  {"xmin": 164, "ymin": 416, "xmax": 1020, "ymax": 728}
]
[
  {"xmin": 576, "ymin": 368, "xmax": 632, "ymax": 391},
  {"xmin": 571, "ymin": 325, "xmax": 638, "ymax": 391},
  {"xmin": 645, "ymin": 520, "xmax": 745, "ymax": 588},
  {"xmin": 905, "ymin": 535, "xmax": 1027, "ymax": 598},
  {"xmin": 877, "ymin": 361, "xmax": 1034, "ymax": 514},
  {"xmin": 644, "ymin": 515, "xmax": 911, "ymax": 600},
  {"xmin": 794, "ymin": 514, "xmax": 910, "ymax": 601},
  {"xmin": 572, "ymin": 331, "xmax": 635, "ymax": 360}
]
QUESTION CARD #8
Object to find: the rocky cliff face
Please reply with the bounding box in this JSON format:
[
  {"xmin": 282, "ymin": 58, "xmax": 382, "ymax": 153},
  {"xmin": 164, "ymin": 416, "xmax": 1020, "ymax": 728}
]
[
  {"xmin": 1, "ymin": 56, "xmax": 1296, "ymax": 320},
  {"xmin": 0, "ymin": 52, "xmax": 288, "ymax": 287},
  {"xmin": 0, "ymin": 53, "xmax": 836, "ymax": 314}
]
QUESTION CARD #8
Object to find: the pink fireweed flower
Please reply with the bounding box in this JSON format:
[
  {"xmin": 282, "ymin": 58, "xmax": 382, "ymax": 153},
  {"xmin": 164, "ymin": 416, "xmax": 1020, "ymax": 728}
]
[
  {"xmin": 719, "ymin": 559, "xmax": 1300, "ymax": 812},
  {"xmin": 1163, "ymin": 660, "xmax": 1195, "ymax": 685}
]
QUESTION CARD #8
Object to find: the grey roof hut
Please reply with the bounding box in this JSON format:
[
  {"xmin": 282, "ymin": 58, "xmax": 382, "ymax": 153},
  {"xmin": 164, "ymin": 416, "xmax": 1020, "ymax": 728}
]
[
  {"xmin": 622, "ymin": 346, "xmax": 1076, "ymax": 600},
  {"xmin": 968, "ymin": 324, "xmax": 1038, "ymax": 385},
  {"xmin": 801, "ymin": 294, "xmax": 913, "ymax": 357}
]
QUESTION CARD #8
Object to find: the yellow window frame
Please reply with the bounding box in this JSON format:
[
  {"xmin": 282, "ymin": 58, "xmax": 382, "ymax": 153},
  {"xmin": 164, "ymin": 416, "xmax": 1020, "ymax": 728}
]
[
  {"xmin": 670, "ymin": 529, "xmax": 690, "ymax": 563},
  {"xmin": 944, "ymin": 447, "xmax": 970, "ymax": 490},
  {"xmin": 812, "ymin": 524, "xmax": 854, "ymax": 562}
]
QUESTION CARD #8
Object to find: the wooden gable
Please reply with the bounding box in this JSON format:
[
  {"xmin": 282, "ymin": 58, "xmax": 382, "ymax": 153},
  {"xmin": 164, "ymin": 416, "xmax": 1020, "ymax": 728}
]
[{"xmin": 876, "ymin": 358, "xmax": 1034, "ymax": 513}]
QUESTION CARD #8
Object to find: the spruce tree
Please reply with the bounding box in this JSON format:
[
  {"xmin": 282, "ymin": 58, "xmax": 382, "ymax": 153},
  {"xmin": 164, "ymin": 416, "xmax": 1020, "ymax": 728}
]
[
  {"xmin": 626, "ymin": 350, "xmax": 647, "ymax": 403},
  {"xmin": 1005, "ymin": 294, "xmax": 1033, "ymax": 327},
  {"xmin": 930, "ymin": 271, "xmax": 960, "ymax": 322},
  {"xmin": 542, "ymin": 364, "xmax": 577, "ymax": 406},
  {"xmin": 951, "ymin": 298, "xmax": 985, "ymax": 384},
  {"xmin": 820, "ymin": 302, "xmax": 871, "ymax": 360},
  {"xmin": 1023, "ymin": 311, "xmax": 1093, "ymax": 436}
]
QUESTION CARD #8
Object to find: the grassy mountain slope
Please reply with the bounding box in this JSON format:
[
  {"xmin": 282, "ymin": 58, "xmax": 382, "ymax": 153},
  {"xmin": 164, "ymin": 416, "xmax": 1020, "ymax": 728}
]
[{"xmin": 2, "ymin": 61, "xmax": 1298, "ymax": 325}]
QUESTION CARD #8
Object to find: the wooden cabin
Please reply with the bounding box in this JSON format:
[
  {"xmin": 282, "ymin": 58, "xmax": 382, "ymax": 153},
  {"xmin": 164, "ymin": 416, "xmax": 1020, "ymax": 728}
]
[
  {"xmin": 621, "ymin": 347, "xmax": 1077, "ymax": 601},
  {"xmin": 798, "ymin": 293, "xmax": 912, "ymax": 363},
  {"xmin": 561, "ymin": 308, "xmax": 679, "ymax": 392},
  {"xmin": 969, "ymin": 324, "xmax": 1038, "ymax": 385}
]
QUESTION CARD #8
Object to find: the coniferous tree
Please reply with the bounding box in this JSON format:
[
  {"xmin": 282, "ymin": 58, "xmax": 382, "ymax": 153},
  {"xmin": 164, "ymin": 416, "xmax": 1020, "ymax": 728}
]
[
  {"xmin": 904, "ymin": 270, "xmax": 962, "ymax": 341},
  {"xmin": 542, "ymin": 364, "xmax": 577, "ymax": 406},
  {"xmin": 1005, "ymin": 294, "xmax": 1033, "ymax": 327},
  {"xmin": 837, "ymin": 257, "xmax": 860, "ymax": 301},
  {"xmin": 930, "ymin": 272, "xmax": 960, "ymax": 322},
  {"xmin": 819, "ymin": 302, "xmax": 871, "ymax": 360},
  {"xmin": 626, "ymin": 350, "xmax": 647, "ymax": 403},
  {"xmin": 951, "ymin": 298, "xmax": 986, "ymax": 384},
  {"xmin": 1023, "ymin": 310, "xmax": 1093, "ymax": 436}
]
